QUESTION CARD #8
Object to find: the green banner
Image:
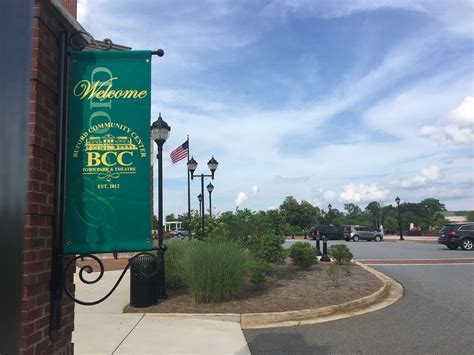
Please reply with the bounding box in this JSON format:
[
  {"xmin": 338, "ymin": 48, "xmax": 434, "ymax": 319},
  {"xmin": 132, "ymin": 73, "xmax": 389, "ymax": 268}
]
[{"xmin": 64, "ymin": 50, "xmax": 152, "ymax": 254}]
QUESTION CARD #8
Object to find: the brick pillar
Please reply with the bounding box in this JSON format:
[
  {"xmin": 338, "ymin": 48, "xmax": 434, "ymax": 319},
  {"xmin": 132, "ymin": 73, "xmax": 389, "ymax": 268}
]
[
  {"xmin": 21, "ymin": 2, "xmax": 76, "ymax": 354},
  {"xmin": 60, "ymin": 0, "xmax": 77, "ymax": 17}
]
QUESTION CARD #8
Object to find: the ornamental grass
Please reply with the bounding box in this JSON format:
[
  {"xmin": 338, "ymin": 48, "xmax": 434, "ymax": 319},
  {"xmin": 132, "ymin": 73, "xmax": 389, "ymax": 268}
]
[{"xmin": 179, "ymin": 240, "xmax": 250, "ymax": 303}]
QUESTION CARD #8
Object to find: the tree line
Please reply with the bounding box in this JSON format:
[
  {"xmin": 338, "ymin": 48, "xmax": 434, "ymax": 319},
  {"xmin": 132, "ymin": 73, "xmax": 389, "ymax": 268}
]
[{"xmin": 157, "ymin": 196, "xmax": 470, "ymax": 237}]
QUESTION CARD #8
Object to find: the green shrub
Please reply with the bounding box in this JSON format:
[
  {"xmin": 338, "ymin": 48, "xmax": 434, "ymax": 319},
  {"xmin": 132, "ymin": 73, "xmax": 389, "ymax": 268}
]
[
  {"xmin": 249, "ymin": 259, "xmax": 272, "ymax": 289},
  {"xmin": 288, "ymin": 242, "xmax": 317, "ymax": 270},
  {"xmin": 164, "ymin": 239, "xmax": 194, "ymax": 289},
  {"xmin": 246, "ymin": 234, "xmax": 286, "ymax": 264},
  {"xmin": 179, "ymin": 240, "xmax": 250, "ymax": 303},
  {"xmin": 328, "ymin": 244, "xmax": 353, "ymax": 265}
]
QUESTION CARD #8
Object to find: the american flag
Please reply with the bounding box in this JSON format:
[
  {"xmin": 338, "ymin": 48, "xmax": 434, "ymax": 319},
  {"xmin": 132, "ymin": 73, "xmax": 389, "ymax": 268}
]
[{"xmin": 170, "ymin": 140, "xmax": 189, "ymax": 164}]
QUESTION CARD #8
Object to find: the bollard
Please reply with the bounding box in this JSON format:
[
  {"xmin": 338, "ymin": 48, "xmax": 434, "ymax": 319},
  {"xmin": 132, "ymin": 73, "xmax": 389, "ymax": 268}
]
[
  {"xmin": 320, "ymin": 236, "xmax": 331, "ymax": 262},
  {"xmin": 316, "ymin": 236, "xmax": 322, "ymax": 256}
]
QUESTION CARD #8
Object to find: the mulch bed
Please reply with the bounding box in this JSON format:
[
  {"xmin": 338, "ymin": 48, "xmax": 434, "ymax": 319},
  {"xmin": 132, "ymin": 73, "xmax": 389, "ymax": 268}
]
[{"xmin": 124, "ymin": 263, "xmax": 382, "ymax": 314}]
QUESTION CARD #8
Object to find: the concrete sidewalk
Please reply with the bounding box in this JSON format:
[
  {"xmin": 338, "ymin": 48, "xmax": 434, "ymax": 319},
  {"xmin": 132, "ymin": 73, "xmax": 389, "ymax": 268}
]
[{"xmin": 73, "ymin": 270, "xmax": 250, "ymax": 355}]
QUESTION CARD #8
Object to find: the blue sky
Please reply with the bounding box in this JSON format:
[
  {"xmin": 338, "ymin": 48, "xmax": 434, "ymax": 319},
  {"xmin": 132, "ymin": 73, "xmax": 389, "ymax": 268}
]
[{"xmin": 78, "ymin": 0, "xmax": 474, "ymax": 215}]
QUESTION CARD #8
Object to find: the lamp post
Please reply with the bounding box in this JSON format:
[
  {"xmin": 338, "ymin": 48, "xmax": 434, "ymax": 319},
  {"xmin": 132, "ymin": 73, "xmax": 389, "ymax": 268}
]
[
  {"xmin": 187, "ymin": 156, "xmax": 218, "ymax": 239},
  {"xmin": 151, "ymin": 113, "xmax": 171, "ymax": 299},
  {"xmin": 395, "ymin": 196, "xmax": 404, "ymax": 241},
  {"xmin": 328, "ymin": 204, "xmax": 332, "ymax": 224},
  {"xmin": 197, "ymin": 194, "xmax": 203, "ymax": 217},
  {"xmin": 424, "ymin": 204, "xmax": 429, "ymax": 232},
  {"xmin": 207, "ymin": 182, "xmax": 214, "ymax": 217}
]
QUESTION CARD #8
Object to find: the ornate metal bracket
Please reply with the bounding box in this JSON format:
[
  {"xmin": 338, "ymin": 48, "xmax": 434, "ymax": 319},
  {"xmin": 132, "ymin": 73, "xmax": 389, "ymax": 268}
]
[
  {"xmin": 70, "ymin": 30, "xmax": 113, "ymax": 51},
  {"xmin": 64, "ymin": 252, "xmax": 157, "ymax": 306}
]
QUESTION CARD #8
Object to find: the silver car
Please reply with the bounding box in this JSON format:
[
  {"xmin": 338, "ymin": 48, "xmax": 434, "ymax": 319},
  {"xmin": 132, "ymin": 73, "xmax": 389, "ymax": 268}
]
[
  {"xmin": 348, "ymin": 226, "xmax": 383, "ymax": 242},
  {"xmin": 169, "ymin": 228, "xmax": 190, "ymax": 239}
]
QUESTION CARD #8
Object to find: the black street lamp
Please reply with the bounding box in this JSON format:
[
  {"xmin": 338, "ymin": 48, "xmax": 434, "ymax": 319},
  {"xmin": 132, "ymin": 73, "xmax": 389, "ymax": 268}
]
[
  {"xmin": 395, "ymin": 196, "xmax": 404, "ymax": 241},
  {"xmin": 188, "ymin": 156, "xmax": 218, "ymax": 239},
  {"xmin": 151, "ymin": 113, "xmax": 171, "ymax": 299},
  {"xmin": 328, "ymin": 204, "xmax": 332, "ymax": 224},
  {"xmin": 197, "ymin": 194, "xmax": 203, "ymax": 217},
  {"xmin": 207, "ymin": 182, "xmax": 214, "ymax": 217},
  {"xmin": 424, "ymin": 204, "xmax": 429, "ymax": 232}
]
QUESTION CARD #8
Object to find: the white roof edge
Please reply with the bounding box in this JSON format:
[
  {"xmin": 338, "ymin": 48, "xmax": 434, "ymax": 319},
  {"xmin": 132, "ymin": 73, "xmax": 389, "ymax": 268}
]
[{"xmin": 49, "ymin": 0, "xmax": 90, "ymax": 44}]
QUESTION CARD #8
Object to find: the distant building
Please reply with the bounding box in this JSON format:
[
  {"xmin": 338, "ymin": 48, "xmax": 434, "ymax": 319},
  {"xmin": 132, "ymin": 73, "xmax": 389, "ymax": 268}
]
[{"xmin": 441, "ymin": 211, "xmax": 467, "ymax": 223}]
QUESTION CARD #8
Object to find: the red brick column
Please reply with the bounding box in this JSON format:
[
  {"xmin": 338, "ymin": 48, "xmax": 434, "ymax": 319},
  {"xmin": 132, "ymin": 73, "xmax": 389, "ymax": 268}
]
[
  {"xmin": 60, "ymin": 0, "xmax": 77, "ymax": 17},
  {"xmin": 21, "ymin": 2, "xmax": 76, "ymax": 354}
]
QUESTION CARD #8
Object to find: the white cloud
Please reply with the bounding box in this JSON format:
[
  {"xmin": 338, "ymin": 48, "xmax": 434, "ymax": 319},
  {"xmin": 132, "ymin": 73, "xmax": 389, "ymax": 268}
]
[
  {"xmin": 251, "ymin": 185, "xmax": 259, "ymax": 195},
  {"xmin": 445, "ymin": 126, "xmax": 474, "ymax": 145},
  {"xmin": 418, "ymin": 97, "xmax": 474, "ymax": 145},
  {"xmin": 262, "ymin": 0, "xmax": 474, "ymax": 38},
  {"xmin": 339, "ymin": 183, "xmax": 391, "ymax": 203},
  {"xmin": 419, "ymin": 125, "xmax": 444, "ymax": 141},
  {"xmin": 77, "ymin": 0, "xmax": 89, "ymax": 22},
  {"xmin": 364, "ymin": 73, "xmax": 472, "ymax": 139},
  {"xmin": 323, "ymin": 190, "xmax": 336, "ymax": 201},
  {"xmin": 235, "ymin": 192, "xmax": 248, "ymax": 206},
  {"xmin": 399, "ymin": 165, "xmax": 443, "ymax": 188},
  {"xmin": 448, "ymin": 96, "xmax": 474, "ymax": 128},
  {"xmin": 310, "ymin": 189, "xmax": 337, "ymax": 208}
]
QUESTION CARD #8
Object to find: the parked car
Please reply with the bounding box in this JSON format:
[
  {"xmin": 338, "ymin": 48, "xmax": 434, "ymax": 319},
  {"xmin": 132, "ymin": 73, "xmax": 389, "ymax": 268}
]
[
  {"xmin": 343, "ymin": 225, "xmax": 359, "ymax": 241},
  {"xmin": 437, "ymin": 223, "xmax": 474, "ymax": 251},
  {"xmin": 169, "ymin": 228, "xmax": 190, "ymax": 239},
  {"xmin": 309, "ymin": 225, "xmax": 344, "ymax": 240},
  {"xmin": 347, "ymin": 226, "xmax": 383, "ymax": 242}
]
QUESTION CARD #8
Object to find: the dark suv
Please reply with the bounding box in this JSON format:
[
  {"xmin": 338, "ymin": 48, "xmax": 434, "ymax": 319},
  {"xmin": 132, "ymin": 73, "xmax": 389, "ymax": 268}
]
[
  {"xmin": 438, "ymin": 223, "xmax": 474, "ymax": 251},
  {"xmin": 309, "ymin": 225, "xmax": 344, "ymax": 240}
]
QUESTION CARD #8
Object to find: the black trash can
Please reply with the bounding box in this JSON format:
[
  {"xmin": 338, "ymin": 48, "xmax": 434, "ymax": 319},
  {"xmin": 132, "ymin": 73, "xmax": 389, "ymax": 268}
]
[{"xmin": 129, "ymin": 254, "xmax": 158, "ymax": 308}]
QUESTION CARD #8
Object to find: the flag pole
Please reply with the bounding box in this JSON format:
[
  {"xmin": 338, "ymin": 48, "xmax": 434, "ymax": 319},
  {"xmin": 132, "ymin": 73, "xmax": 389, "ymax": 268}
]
[{"xmin": 187, "ymin": 135, "xmax": 191, "ymax": 220}]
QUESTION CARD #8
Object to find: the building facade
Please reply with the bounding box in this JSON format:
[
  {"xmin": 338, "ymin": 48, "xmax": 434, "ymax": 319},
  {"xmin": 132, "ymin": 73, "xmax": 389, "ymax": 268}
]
[{"xmin": 22, "ymin": 1, "xmax": 79, "ymax": 353}]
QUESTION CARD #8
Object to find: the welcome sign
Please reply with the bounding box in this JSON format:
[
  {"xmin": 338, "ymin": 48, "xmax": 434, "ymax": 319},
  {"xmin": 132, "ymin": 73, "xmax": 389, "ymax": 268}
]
[{"xmin": 64, "ymin": 51, "xmax": 152, "ymax": 254}]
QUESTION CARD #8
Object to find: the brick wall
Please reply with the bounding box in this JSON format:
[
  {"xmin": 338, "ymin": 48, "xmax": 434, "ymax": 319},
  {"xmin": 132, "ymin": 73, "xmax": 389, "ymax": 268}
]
[
  {"xmin": 21, "ymin": 1, "xmax": 76, "ymax": 354},
  {"xmin": 60, "ymin": 0, "xmax": 77, "ymax": 17}
]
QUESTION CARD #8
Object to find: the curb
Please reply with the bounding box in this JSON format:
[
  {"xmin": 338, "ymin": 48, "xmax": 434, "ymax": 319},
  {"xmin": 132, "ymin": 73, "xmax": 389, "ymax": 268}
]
[
  {"xmin": 146, "ymin": 263, "xmax": 404, "ymax": 329},
  {"xmin": 240, "ymin": 262, "xmax": 403, "ymax": 329}
]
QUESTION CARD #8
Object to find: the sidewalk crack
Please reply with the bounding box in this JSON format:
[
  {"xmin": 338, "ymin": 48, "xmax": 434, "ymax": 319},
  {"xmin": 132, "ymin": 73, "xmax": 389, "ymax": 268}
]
[{"xmin": 112, "ymin": 313, "xmax": 145, "ymax": 354}]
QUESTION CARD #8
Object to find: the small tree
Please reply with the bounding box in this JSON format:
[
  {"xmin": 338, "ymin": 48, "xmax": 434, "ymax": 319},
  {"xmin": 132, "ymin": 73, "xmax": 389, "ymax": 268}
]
[
  {"xmin": 328, "ymin": 244, "xmax": 353, "ymax": 265},
  {"xmin": 247, "ymin": 235, "xmax": 286, "ymax": 264},
  {"xmin": 288, "ymin": 242, "xmax": 317, "ymax": 270}
]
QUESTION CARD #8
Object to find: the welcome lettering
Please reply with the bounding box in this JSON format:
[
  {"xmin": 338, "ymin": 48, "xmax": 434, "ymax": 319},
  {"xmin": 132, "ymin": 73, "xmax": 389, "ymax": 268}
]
[{"xmin": 73, "ymin": 77, "xmax": 148, "ymax": 100}]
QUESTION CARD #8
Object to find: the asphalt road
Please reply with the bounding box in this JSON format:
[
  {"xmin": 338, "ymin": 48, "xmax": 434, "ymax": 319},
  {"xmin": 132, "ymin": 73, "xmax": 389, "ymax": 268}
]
[
  {"xmin": 284, "ymin": 239, "xmax": 474, "ymax": 259},
  {"xmin": 244, "ymin": 241, "xmax": 474, "ymax": 354}
]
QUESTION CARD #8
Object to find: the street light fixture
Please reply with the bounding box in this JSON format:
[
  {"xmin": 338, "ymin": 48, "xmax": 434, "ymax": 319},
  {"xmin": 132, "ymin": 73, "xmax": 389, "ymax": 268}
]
[
  {"xmin": 197, "ymin": 194, "xmax": 203, "ymax": 217},
  {"xmin": 328, "ymin": 203, "xmax": 332, "ymax": 224},
  {"xmin": 207, "ymin": 182, "xmax": 214, "ymax": 217},
  {"xmin": 188, "ymin": 156, "xmax": 218, "ymax": 239},
  {"xmin": 395, "ymin": 196, "xmax": 404, "ymax": 241},
  {"xmin": 151, "ymin": 113, "xmax": 171, "ymax": 299}
]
